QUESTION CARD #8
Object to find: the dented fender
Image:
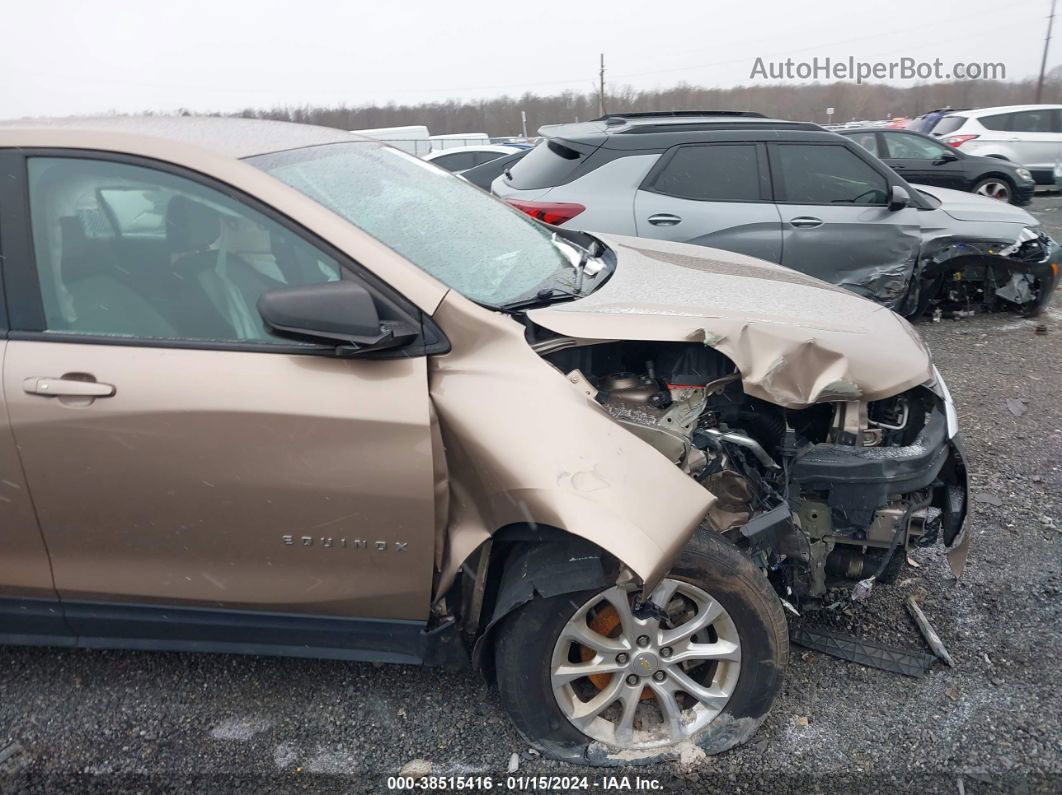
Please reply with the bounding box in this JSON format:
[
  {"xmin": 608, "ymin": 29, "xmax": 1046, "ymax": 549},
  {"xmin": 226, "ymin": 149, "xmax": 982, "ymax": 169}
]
[{"xmin": 429, "ymin": 291, "xmax": 714, "ymax": 598}]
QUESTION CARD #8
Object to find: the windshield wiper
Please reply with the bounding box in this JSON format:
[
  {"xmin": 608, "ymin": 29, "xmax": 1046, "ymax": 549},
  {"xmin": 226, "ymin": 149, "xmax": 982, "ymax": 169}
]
[{"xmin": 498, "ymin": 287, "xmax": 581, "ymax": 313}]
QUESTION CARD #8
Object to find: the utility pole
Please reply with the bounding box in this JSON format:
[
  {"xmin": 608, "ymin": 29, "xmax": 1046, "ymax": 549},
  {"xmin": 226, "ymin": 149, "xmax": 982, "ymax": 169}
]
[
  {"xmin": 1037, "ymin": 0, "xmax": 1056, "ymax": 103},
  {"xmin": 598, "ymin": 53, "xmax": 606, "ymax": 117}
]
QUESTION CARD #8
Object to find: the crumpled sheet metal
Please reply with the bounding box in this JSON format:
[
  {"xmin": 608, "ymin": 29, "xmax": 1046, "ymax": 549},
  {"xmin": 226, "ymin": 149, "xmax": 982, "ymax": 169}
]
[
  {"xmin": 837, "ymin": 260, "xmax": 916, "ymax": 310},
  {"xmin": 781, "ymin": 219, "xmax": 921, "ymax": 310},
  {"xmin": 429, "ymin": 292, "xmax": 714, "ymax": 597},
  {"xmin": 695, "ymin": 323, "xmax": 875, "ymax": 408},
  {"xmin": 530, "ymin": 235, "xmax": 934, "ymax": 409}
]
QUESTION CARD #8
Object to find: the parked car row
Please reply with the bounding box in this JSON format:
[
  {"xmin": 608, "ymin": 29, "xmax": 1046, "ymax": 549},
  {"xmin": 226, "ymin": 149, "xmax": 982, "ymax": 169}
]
[
  {"xmin": 931, "ymin": 104, "xmax": 1062, "ymax": 188},
  {"xmin": 492, "ymin": 111, "xmax": 1060, "ymax": 317},
  {"xmin": 831, "ymin": 104, "xmax": 1062, "ymax": 191},
  {"xmin": 0, "ymin": 116, "xmax": 972, "ymax": 764},
  {"xmin": 840, "ymin": 127, "xmax": 1036, "ymax": 206}
]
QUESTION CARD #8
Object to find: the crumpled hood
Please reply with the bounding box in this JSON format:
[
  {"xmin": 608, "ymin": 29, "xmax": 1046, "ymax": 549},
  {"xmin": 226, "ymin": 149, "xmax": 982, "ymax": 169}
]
[
  {"xmin": 914, "ymin": 184, "xmax": 1038, "ymax": 225},
  {"xmin": 529, "ymin": 234, "xmax": 934, "ymax": 408}
]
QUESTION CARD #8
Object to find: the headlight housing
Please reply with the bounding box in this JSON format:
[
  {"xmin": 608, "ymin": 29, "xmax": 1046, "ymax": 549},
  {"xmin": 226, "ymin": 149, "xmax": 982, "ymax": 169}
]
[
  {"xmin": 1000, "ymin": 225, "xmax": 1052, "ymax": 262},
  {"xmin": 1015, "ymin": 167, "xmax": 1033, "ymax": 182},
  {"xmin": 925, "ymin": 365, "xmax": 959, "ymax": 439}
]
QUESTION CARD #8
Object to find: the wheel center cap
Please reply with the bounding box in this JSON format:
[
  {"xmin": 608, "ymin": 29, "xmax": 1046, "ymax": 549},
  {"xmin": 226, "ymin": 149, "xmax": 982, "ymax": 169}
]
[{"xmin": 631, "ymin": 652, "xmax": 660, "ymax": 675}]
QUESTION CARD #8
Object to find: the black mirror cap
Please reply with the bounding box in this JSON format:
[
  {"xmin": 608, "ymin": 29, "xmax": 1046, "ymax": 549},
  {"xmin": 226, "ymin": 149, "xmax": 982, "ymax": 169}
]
[
  {"xmin": 258, "ymin": 280, "xmax": 398, "ymax": 351},
  {"xmin": 889, "ymin": 185, "xmax": 911, "ymax": 211}
]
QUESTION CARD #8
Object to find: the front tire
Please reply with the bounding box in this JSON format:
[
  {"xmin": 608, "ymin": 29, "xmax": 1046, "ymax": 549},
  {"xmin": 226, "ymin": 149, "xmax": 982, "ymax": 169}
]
[{"xmin": 493, "ymin": 530, "xmax": 788, "ymax": 764}]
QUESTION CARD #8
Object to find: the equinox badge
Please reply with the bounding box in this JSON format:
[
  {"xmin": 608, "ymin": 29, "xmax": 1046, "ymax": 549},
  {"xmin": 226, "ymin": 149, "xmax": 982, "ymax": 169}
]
[{"xmin": 282, "ymin": 535, "xmax": 408, "ymax": 552}]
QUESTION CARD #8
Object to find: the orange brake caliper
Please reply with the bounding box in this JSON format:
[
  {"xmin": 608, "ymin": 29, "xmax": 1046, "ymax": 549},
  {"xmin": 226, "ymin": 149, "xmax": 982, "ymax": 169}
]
[{"xmin": 582, "ymin": 604, "xmax": 654, "ymax": 701}]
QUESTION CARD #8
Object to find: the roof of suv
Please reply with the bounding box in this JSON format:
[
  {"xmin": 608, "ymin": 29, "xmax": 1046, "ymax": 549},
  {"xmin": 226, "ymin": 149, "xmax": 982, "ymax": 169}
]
[
  {"xmin": 539, "ymin": 111, "xmax": 829, "ymax": 150},
  {"xmin": 0, "ymin": 115, "xmax": 356, "ymax": 159},
  {"xmin": 944, "ymin": 104, "xmax": 1062, "ymax": 119}
]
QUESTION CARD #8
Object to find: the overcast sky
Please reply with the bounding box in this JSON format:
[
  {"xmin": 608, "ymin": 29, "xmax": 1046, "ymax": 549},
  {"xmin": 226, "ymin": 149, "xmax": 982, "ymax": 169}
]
[{"xmin": 1, "ymin": 0, "xmax": 1054, "ymax": 120}]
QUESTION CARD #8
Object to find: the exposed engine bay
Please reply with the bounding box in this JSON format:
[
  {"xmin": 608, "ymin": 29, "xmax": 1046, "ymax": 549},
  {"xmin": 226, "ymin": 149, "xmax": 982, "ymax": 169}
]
[{"xmin": 538, "ymin": 339, "xmax": 968, "ymax": 607}]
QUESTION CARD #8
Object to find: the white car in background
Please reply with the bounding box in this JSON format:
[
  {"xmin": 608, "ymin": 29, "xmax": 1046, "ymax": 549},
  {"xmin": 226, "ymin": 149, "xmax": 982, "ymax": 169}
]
[
  {"xmin": 934, "ymin": 105, "xmax": 1062, "ymax": 186},
  {"xmin": 423, "ymin": 143, "xmax": 528, "ymax": 173}
]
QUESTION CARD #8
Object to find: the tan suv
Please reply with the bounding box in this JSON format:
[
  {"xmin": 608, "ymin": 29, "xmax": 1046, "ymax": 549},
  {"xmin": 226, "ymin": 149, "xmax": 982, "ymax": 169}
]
[{"xmin": 0, "ymin": 117, "xmax": 969, "ymax": 764}]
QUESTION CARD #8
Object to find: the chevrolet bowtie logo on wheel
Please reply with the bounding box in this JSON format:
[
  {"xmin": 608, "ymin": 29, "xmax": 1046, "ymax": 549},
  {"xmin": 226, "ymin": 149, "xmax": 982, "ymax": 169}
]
[{"xmin": 281, "ymin": 535, "xmax": 408, "ymax": 552}]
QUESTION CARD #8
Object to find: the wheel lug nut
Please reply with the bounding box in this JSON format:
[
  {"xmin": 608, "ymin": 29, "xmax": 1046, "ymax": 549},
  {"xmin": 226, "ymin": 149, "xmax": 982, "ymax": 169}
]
[
  {"xmin": 616, "ymin": 653, "xmax": 629, "ymax": 664},
  {"xmin": 653, "ymin": 671, "xmax": 667, "ymax": 682},
  {"xmin": 626, "ymin": 674, "xmax": 640, "ymax": 686},
  {"xmin": 636, "ymin": 635, "xmax": 650, "ymax": 648},
  {"xmin": 660, "ymin": 647, "xmax": 673, "ymax": 658}
]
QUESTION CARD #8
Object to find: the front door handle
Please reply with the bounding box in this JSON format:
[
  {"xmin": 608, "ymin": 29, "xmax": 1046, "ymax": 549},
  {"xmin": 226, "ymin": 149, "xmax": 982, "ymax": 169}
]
[
  {"xmin": 789, "ymin": 216, "xmax": 824, "ymax": 229},
  {"xmin": 24, "ymin": 377, "xmax": 116, "ymax": 398},
  {"xmin": 648, "ymin": 213, "xmax": 682, "ymax": 226}
]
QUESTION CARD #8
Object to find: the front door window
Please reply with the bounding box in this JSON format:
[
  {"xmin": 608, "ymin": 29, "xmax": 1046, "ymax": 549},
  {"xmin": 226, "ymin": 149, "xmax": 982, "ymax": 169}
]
[{"xmin": 28, "ymin": 157, "xmax": 340, "ymax": 344}]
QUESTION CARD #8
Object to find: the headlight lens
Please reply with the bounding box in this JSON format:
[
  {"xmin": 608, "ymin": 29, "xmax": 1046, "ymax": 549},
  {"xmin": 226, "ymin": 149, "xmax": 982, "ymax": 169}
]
[{"xmin": 1016, "ymin": 167, "xmax": 1033, "ymax": 182}]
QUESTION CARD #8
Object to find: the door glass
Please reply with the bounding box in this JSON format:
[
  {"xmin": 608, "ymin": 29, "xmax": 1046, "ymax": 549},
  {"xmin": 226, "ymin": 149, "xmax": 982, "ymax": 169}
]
[
  {"xmin": 473, "ymin": 150, "xmax": 506, "ymax": 166},
  {"xmin": 848, "ymin": 132, "xmax": 881, "ymax": 157},
  {"xmin": 27, "ymin": 157, "xmax": 341, "ymax": 343},
  {"xmin": 1009, "ymin": 110, "xmax": 1060, "ymax": 133},
  {"xmin": 775, "ymin": 145, "xmax": 888, "ymax": 205},
  {"xmin": 648, "ymin": 144, "xmax": 761, "ymax": 201},
  {"xmin": 883, "ymin": 133, "xmax": 953, "ymax": 159},
  {"xmin": 431, "ymin": 151, "xmax": 478, "ymax": 171},
  {"xmin": 980, "ymin": 113, "xmax": 1015, "ymax": 131}
]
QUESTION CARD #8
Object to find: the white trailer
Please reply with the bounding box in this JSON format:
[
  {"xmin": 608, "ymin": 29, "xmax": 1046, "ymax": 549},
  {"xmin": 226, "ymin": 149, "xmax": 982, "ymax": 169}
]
[
  {"xmin": 428, "ymin": 132, "xmax": 490, "ymax": 151},
  {"xmin": 349, "ymin": 125, "xmax": 431, "ymax": 156}
]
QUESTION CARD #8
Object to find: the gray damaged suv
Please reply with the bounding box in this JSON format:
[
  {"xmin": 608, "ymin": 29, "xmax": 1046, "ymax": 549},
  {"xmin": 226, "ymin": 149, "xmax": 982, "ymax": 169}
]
[{"xmin": 493, "ymin": 111, "xmax": 1061, "ymax": 318}]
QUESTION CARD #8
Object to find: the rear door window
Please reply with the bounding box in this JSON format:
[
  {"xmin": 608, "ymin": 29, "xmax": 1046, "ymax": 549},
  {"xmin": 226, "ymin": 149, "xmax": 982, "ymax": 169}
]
[
  {"xmin": 979, "ymin": 113, "xmax": 1015, "ymax": 131},
  {"xmin": 773, "ymin": 144, "xmax": 889, "ymax": 205},
  {"xmin": 882, "ymin": 133, "xmax": 953, "ymax": 159},
  {"xmin": 1009, "ymin": 109, "xmax": 1061, "ymax": 133},
  {"xmin": 848, "ymin": 132, "xmax": 881, "ymax": 157},
  {"xmin": 645, "ymin": 144, "xmax": 763, "ymax": 202},
  {"xmin": 504, "ymin": 139, "xmax": 588, "ymax": 189}
]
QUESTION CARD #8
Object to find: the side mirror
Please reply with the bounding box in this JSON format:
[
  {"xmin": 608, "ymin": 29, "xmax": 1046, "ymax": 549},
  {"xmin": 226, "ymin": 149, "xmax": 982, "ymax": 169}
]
[
  {"xmin": 934, "ymin": 151, "xmax": 959, "ymax": 163},
  {"xmin": 258, "ymin": 280, "xmax": 412, "ymax": 354},
  {"xmin": 888, "ymin": 185, "xmax": 911, "ymax": 211}
]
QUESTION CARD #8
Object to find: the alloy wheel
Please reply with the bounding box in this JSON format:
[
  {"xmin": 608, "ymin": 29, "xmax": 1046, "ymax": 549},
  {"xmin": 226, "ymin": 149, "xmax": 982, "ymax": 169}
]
[
  {"xmin": 550, "ymin": 580, "xmax": 742, "ymax": 749},
  {"xmin": 975, "ymin": 180, "xmax": 1011, "ymax": 202}
]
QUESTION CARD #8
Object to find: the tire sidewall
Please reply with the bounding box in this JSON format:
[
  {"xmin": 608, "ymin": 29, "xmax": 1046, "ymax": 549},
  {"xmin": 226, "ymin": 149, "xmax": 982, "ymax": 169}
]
[{"xmin": 493, "ymin": 531, "xmax": 788, "ymax": 765}]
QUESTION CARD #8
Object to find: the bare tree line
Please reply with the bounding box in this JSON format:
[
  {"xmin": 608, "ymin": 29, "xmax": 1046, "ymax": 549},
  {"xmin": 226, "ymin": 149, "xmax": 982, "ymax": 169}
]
[{"xmin": 232, "ymin": 72, "xmax": 1062, "ymax": 136}]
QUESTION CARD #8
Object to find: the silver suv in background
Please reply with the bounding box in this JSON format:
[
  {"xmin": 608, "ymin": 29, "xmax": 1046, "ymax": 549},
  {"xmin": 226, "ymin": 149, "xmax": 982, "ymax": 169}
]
[
  {"xmin": 493, "ymin": 111, "xmax": 1061, "ymax": 318},
  {"xmin": 934, "ymin": 104, "xmax": 1062, "ymax": 187}
]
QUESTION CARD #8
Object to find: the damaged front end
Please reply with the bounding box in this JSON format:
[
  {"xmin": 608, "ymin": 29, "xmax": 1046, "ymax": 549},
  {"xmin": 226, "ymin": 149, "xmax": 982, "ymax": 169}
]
[
  {"xmin": 915, "ymin": 226, "xmax": 1061, "ymax": 318},
  {"xmin": 538, "ymin": 338, "xmax": 970, "ymax": 609}
]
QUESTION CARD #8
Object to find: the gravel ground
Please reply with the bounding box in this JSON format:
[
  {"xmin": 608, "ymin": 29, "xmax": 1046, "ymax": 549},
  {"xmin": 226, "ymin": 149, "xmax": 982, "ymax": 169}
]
[{"xmin": 2, "ymin": 197, "xmax": 1061, "ymax": 794}]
